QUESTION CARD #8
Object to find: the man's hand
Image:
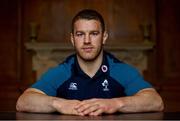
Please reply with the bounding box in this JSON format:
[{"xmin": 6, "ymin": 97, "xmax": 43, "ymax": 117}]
[
  {"xmin": 52, "ymin": 98, "xmax": 81, "ymax": 115},
  {"xmin": 74, "ymin": 98, "xmax": 119, "ymax": 116}
]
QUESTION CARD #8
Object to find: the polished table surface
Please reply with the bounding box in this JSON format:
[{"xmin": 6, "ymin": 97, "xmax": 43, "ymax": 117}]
[{"xmin": 0, "ymin": 112, "xmax": 180, "ymax": 120}]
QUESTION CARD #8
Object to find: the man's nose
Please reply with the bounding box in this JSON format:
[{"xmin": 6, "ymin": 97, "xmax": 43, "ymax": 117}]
[{"xmin": 84, "ymin": 34, "xmax": 91, "ymax": 44}]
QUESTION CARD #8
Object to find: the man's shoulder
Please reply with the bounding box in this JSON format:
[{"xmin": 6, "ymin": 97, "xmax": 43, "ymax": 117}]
[
  {"xmin": 105, "ymin": 51, "xmax": 137, "ymax": 73},
  {"xmin": 43, "ymin": 54, "xmax": 76, "ymax": 77},
  {"xmin": 60, "ymin": 53, "xmax": 76, "ymax": 66},
  {"xmin": 105, "ymin": 51, "xmax": 123, "ymax": 64},
  {"xmin": 53, "ymin": 53, "xmax": 75, "ymax": 70}
]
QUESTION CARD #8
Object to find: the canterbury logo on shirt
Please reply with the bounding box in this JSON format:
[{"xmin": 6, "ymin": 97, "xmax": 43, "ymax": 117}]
[{"xmin": 68, "ymin": 82, "xmax": 78, "ymax": 90}]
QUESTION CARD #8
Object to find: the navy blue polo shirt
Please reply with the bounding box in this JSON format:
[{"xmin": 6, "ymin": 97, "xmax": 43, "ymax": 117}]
[{"xmin": 31, "ymin": 51, "xmax": 152, "ymax": 100}]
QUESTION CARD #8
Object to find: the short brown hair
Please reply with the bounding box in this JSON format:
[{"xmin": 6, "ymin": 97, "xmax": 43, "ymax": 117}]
[{"xmin": 71, "ymin": 9, "xmax": 105, "ymax": 33}]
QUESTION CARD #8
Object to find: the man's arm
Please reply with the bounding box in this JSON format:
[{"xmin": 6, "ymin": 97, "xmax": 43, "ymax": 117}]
[
  {"xmin": 16, "ymin": 88, "xmax": 80, "ymax": 115},
  {"xmin": 115, "ymin": 88, "xmax": 164, "ymax": 112},
  {"xmin": 75, "ymin": 88, "xmax": 164, "ymax": 116}
]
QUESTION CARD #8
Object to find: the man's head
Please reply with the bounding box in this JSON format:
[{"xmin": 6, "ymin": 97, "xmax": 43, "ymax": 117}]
[
  {"xmin": 71, "ymin": 9, "xmax": 105, "ymax": 33},
  {"xmin": 71, "ymin": 9, "xmax": 108, "ymax": 62}
]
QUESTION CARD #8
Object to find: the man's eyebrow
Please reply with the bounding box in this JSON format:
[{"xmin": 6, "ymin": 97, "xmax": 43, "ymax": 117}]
[
  {"xmin": 76, "ymin": 30, "xmax": 83, "ymax": 32},
  {"xmin": 90, "ymin": 30, "xmax": 100, "ymax": 32},
  {"xmin": 75, "ymin": 31, "xmax": 84, "ymax": 34},
  {"xmin": 74, "ymin": 30, "xmax": 101, "ymax": 33},
  {"xmin": 75, "ymin": 30, "xmax": 84, "ymax": 32}
]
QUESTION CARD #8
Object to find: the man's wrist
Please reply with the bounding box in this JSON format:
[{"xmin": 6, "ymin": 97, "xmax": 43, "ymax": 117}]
[
  {"xmin": 113, "ymin": 98, "xmax": 125, "ymax": 112},
  {"xmin": 51, "ymin": 97, "xmax": 64, "ymax": 112}
]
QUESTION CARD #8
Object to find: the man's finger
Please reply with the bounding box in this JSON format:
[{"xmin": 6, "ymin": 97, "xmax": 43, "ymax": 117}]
[
  {"xmin": 89, "ymin": 108, "xmax": 103, "ymax": 116},
  {"xmin": 82, "ymin": 104, "xmax": 100, "ymax": 115}
]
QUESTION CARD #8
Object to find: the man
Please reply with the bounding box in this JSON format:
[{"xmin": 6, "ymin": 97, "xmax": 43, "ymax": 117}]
[{"xmin": 16, "ymin": 9, "xmax": 164, "ymax": 116}]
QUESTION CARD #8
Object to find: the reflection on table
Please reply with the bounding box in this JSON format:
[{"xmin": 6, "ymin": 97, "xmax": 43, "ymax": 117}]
[
  {"xmin": 0, "ymin": 112, "xmax": 180, "ymax": 120},
  {"xmin": 16, "ymin": 112, "xmax": 164, "ymax": 120}
]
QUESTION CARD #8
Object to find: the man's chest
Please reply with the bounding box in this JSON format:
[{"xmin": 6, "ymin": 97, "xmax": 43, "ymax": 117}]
[{"xmin": 56, "ymin": 75, "xmax": 126, "ymax": 100}]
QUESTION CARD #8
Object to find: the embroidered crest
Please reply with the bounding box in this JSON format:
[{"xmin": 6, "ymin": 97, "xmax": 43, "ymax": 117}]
[{"xmin": 102, "ymin": 79, "xmax": 109, "ymax": 91}]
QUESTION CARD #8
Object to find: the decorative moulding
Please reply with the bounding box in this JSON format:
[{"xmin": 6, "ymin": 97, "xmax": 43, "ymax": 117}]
[{"xmin": 25, "ymin": 42, "xmax": 154, "ymax": 80}]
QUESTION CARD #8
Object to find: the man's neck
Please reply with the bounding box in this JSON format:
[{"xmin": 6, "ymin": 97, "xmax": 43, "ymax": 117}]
[{"xmin": 77, "ymin": 51, "xmax": 103, "ymax": 78}]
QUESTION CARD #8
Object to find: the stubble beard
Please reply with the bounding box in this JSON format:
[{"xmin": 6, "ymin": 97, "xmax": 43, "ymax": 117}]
[{"xmin": 76, "ymin": 45, "xmax": 103, "ymax": 62}]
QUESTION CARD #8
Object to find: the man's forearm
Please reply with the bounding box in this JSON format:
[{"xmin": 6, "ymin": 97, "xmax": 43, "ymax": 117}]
[
  {"xmin": 16, "ymin": 91, "xmax": 57, "ymax": 113},
  {"xmin": 114, "ymin": 89, "xmax": 164, "ymax": 113},
  {"xmin": 16, "ymin": 89, "xmax": 81, "ymax": 115}
]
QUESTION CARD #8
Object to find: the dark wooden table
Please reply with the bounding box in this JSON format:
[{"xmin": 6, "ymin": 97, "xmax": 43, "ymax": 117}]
[{"xmin": 0, "ymin": 112, "xmax": 180, "ymax": 120}]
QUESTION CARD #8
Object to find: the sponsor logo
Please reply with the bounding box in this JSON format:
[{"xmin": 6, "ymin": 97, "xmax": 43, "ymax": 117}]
[{"xmin": 68, "ymin": 82, "xmax": 78, "ymax": 90}]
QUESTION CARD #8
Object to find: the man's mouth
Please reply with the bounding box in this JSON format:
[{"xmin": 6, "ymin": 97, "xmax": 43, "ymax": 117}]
[{"xmin": 82, "ymin": 47, "xmax": 93, "ymax": 52}]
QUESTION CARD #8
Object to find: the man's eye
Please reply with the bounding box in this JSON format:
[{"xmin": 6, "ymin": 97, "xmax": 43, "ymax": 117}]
[
  {"xmin": 76, "ymin": 33, "xmax": 83, "ymax": 36},
  {"xmin": 91, "ymin": 32, "xmax": 99, "ymax": 36}
]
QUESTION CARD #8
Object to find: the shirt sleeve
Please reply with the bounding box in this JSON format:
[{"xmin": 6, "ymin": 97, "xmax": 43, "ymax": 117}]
[
  {"xmin": 31, "ymin": 64, "xmax": 70, "ymax": 96},
  {"xmin": 123, "ymin": 67, "xmax": 153, "ymax": 96},
  {"xmin": 110, "ymin": 63, "xmax": 153, "ymax": 96}
]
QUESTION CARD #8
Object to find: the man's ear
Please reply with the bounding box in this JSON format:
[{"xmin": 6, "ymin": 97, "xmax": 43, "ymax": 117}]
[
  {"xmin": 103, "ymin": 31, "xmax": 108, "ymax": 45},
  {"xmin": 71, "ymin": 33, "xmax": 74, "ymax": 46}
]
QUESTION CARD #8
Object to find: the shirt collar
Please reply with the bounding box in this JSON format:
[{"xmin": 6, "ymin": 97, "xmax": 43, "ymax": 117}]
[{"xmin": 73, "ymin": 51, "xmax": 109, "ymax": 79}]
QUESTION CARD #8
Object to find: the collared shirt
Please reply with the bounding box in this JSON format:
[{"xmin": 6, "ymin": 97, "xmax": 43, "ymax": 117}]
[{"xmin": 31, "ymin": 51, "xmax": 152, "ymax": 100}]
